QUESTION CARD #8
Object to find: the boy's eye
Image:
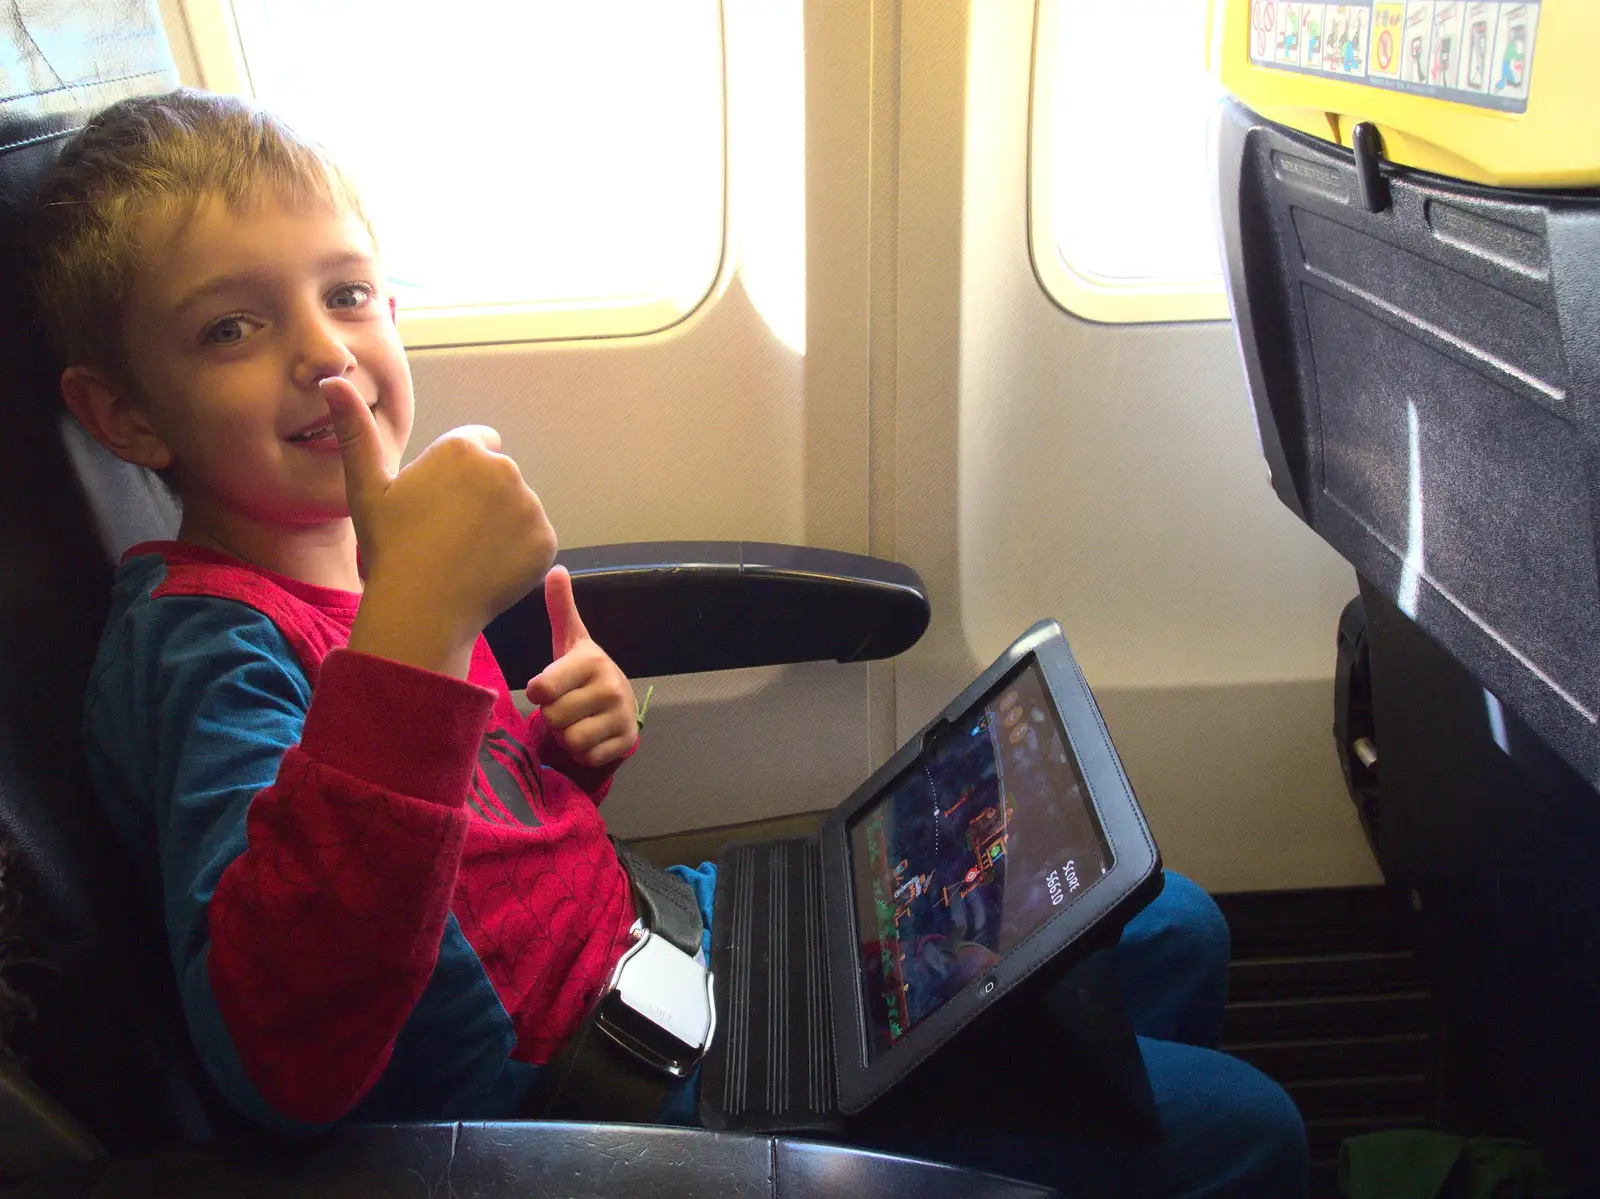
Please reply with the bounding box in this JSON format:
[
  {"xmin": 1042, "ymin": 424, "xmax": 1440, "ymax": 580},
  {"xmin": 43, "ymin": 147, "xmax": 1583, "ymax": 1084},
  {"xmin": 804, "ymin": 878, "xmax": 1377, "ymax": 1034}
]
[
  {"xmin": 328, "ymin": 282, "xmax": 375, "ymax": 310},
  {"xmin": 202, "ymin": 316, "xmax": 248, "ymax": 346}
]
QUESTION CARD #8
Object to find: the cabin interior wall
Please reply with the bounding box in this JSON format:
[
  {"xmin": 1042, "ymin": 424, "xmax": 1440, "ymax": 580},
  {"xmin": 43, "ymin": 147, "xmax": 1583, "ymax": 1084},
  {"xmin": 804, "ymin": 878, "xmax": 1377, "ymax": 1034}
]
[{"xmin": 890, "ymin": 0, "xmax": 1376, "ymax": 891}]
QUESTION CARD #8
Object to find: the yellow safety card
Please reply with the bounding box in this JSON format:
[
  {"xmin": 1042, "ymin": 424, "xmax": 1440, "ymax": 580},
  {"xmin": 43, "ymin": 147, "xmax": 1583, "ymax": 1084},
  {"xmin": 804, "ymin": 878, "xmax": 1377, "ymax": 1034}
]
[{"xmin": 1246, "ymin": 2, "xmax": 1538, "ymax": 113}]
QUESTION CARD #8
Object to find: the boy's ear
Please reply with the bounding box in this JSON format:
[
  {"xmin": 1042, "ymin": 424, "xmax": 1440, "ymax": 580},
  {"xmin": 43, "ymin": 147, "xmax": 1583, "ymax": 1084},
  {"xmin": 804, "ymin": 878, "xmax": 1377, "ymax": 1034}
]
[
  {"xmin": 388, "ymin": 293, "xmax": 398, "ymax": 325},
  {"xmin": 59, "ymin": 366, "xmax": 174, "ymax": 471}
]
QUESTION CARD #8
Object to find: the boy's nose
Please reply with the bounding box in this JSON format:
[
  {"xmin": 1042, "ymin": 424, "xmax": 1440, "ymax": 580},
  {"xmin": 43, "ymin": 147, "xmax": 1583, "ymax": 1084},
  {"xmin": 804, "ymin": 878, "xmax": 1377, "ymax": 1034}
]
[{"xmin": 291, "ymin": 316, "xmax": 358, "ymax": 390}]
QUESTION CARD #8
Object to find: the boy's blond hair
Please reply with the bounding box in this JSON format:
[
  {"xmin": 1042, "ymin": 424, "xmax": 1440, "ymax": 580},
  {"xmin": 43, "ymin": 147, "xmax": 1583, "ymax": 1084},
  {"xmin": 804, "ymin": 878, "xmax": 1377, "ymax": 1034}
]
[{"xmin": 30, "ymin": 88, "xmax": 373, "ymax": 388}]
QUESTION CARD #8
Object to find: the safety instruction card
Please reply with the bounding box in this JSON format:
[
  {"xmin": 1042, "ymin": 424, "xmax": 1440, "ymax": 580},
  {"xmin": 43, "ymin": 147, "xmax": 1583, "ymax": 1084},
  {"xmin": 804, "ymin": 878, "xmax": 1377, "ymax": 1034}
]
[{"xmin": 1248, "ymin": 2, "xmax": 1539, "ymax": 111}]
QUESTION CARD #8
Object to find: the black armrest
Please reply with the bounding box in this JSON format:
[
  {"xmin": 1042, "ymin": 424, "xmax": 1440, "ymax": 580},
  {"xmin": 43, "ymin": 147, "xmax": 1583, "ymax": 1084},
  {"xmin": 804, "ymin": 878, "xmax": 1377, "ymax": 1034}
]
[
  {"xmin": 28, "ymin": 1123, "xmax": 1057, "ymax": 1197},
  {"xmin": 484, "ymin": 542, "xmax": 930, "ymax": 682}
]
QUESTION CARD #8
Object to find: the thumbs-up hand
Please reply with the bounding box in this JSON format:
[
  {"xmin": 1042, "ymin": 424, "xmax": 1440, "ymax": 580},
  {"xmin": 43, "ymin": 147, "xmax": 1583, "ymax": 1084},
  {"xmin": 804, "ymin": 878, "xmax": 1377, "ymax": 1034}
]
[
  {"xmin": 525, "ymin": 566, "xmax": 639, "ymax": 767},
  {"xmin": 327, "ymin": 376, "xmax": 557, "ymax": 679}
]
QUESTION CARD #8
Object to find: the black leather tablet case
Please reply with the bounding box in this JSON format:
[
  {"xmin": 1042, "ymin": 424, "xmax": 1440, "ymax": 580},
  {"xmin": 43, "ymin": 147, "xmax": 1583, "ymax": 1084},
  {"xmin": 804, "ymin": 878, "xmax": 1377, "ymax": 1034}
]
[
  {"xmin": 699, "ymin": 623, "xmax": 1163, "ymax": 1140},
  {"xmin": 699, "ymin": 832, "xmax": 1159, "ymax": 1142},
  {"xmin": 700, "ymin": 837, "xmax": 838, "ymax": 1133}
]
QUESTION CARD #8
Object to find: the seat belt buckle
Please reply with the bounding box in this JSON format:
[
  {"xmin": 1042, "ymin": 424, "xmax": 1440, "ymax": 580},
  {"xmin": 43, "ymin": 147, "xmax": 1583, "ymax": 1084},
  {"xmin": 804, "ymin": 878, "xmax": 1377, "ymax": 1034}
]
[{"xmin": 593, "ymin": 920, "xmax": 716, "ymax": 1079}]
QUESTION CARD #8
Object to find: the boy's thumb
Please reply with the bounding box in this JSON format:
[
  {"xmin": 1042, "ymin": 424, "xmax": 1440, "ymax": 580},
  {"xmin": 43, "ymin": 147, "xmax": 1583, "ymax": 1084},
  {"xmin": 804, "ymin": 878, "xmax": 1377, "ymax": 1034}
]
[
  {"xmin": 545, "ymin": 565, "xmax": 590, "ymax": 658},
  {"xmin": 319, "ymin": 376, "xmax": 389, "ymax": 515}
]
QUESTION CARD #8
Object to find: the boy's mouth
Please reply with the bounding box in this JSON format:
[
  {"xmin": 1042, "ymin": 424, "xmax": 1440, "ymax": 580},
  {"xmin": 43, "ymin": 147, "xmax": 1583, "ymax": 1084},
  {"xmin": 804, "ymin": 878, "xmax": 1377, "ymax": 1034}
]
[{"xmin": 285, "ymin": 402, "xmax": 378, "ymax": 445}]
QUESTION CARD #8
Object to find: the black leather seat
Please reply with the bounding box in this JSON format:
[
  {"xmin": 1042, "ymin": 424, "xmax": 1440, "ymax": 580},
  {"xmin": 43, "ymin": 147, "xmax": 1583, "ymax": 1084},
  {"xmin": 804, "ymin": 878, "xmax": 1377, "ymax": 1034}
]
[
  {"xmin": 0, "ymin": 1, "xmax": 229, "ymax": 1154},
  {"xmin": 0, "ymin": 5, "xmax": 1075, "ymax": 1197},
  {"xmin": 28, "ymin": 1124, "xmax": 1058, "ymax": 1199}
]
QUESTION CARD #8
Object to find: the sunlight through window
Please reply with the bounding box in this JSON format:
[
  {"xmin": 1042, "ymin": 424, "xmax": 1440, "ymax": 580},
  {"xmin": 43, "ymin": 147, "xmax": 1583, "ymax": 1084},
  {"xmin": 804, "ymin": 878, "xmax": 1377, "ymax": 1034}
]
[
  {"xmin": 726, "ymin": 0, "xmax": 805, "ymax": 354},
  {"xmin": 1030, "ymin": 0, "xmax": 1229, "ymax": 322},
  {"xmin": 221, "ymin": 0, "xmax": 726, "ymax": 345}
]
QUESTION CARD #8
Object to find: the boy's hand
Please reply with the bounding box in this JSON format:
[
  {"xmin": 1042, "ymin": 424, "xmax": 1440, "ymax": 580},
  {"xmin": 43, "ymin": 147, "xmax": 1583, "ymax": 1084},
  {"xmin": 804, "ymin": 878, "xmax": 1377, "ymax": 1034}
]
[
  {"xmin": 325, "ymin": 377, "xmax": 557, "ymax": 678},
  {"xmin": 525, "ymin": 566, "xmax": 639, "ymax": 767}
]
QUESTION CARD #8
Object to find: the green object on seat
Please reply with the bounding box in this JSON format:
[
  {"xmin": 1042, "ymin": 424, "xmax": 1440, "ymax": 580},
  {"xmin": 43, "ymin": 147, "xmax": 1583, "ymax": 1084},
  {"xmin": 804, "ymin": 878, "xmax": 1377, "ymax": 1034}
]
[
  {"xmin": 1338, "ymin": 1130, "xmax": 1567, "ymax": 1199},
  {"xmin": 1338, "ymin": 1131, "xmax": 1463, "ymax": 1199},
  {"xmin": 1459, "ymin": 1138, "xmax": 1567, "ymax": 1199}
]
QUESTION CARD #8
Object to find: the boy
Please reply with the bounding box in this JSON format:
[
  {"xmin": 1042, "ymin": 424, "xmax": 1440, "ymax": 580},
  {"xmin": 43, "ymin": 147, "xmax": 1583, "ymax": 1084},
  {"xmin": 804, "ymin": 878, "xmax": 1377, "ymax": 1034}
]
[{"xmin": 33, "ymin": 90, "xmax": 1307, "ymax": 1195}]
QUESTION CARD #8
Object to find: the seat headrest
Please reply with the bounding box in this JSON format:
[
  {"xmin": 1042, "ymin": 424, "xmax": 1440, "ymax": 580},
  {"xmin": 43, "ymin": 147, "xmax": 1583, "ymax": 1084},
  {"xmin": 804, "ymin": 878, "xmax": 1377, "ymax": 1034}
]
[{"xmin": 0, "ymin": 0, "xmax": 227, "ymax": 1151}]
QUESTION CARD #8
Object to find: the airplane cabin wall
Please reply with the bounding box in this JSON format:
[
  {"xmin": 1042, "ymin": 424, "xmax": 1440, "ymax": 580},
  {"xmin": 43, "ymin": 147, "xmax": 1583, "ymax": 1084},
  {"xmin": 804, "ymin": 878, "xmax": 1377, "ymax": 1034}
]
[
  {"xmin": 157, "ymin": 0, "xmax": 1381, "ymax": 892},
  {"xmin": 894, "ymin": 2, "xmax": 1376, "ymax": 891}
]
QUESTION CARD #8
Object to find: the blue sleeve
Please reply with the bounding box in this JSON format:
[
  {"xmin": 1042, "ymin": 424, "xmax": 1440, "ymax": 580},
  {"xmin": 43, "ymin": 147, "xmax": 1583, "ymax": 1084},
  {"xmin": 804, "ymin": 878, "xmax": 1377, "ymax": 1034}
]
[{"xmin": 83, "ymin": 592, "xmax": 326, "ymax": 1133}]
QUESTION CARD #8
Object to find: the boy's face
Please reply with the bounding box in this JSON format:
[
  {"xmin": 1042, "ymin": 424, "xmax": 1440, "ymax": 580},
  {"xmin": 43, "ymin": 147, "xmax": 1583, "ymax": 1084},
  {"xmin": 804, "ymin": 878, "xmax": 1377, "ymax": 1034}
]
[{"xmin": 115, "ymin": 192, "xmax": 413, "ymax": 528}]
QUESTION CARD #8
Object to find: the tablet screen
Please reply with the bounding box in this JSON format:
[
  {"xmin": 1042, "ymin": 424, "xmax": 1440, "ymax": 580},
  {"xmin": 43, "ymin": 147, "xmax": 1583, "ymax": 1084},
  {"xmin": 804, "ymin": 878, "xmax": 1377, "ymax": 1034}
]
[{"xmin": 847, "ymin": 661, "xmax": 1113, "ymax": 1057}]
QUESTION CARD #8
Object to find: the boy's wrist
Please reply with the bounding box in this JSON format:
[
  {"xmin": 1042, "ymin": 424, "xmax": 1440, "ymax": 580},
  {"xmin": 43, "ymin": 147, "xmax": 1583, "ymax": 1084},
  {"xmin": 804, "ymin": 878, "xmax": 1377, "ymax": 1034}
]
[{"xmin": 350, "ymin": 580, "xmax": 479, "ymax": 679}]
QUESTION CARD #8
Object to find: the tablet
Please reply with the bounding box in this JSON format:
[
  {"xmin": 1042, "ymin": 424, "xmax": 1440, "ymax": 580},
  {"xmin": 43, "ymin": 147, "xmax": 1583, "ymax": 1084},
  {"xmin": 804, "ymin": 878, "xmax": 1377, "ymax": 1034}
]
[{"xmin": 821, "ymin": 620, "xmax": 1162, "ymax": 1114}]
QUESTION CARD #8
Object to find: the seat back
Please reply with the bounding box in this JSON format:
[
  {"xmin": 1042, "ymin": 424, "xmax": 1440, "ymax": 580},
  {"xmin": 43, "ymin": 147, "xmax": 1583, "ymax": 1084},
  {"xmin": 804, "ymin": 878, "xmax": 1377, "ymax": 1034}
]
[
  {"xmin": 1213, "ymin": 70, "xmax": 1600, "ymax": 1185},
  {"xmin": 1213, "ymin": 98, "xmax": 1600, "ymax": 791},
  {"xmin": 0, "ymin": 0, "xmax": 231, "ymax": 1152}
]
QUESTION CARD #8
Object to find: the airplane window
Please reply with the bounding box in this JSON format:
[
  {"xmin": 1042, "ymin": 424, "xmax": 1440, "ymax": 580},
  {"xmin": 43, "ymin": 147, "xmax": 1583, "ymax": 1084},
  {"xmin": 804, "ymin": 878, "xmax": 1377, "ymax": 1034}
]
[
  {"xmin": 192, "ymin": 1, "xmax": 726, "ymax": 347},
  {"xmin": 1029, "ymin": 0, "xmax": 1231, "ymax": 323}
]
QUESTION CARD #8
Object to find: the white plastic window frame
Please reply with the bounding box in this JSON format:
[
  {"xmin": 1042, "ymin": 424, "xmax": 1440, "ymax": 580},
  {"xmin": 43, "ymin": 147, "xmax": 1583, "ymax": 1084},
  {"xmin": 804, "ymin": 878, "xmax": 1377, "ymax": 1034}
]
[
  {"xmin": 175, "ymin": 0, "xmax": 729, "ymax": 349},
  {"xmin": 1026, "ymin": 0, "xmax": 1231, "ymax": 325}
]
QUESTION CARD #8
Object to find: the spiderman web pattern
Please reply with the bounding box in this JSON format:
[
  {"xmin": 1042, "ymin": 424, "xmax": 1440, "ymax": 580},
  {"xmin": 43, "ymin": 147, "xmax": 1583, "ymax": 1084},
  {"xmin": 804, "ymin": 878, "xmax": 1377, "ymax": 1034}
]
[{"xmin": 158, "ymin": 556, "xmax": 636, "ymax": 1115}]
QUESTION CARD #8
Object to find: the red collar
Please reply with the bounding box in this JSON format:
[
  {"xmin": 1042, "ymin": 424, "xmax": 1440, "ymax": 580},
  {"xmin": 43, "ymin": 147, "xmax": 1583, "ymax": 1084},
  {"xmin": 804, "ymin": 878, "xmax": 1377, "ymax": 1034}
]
[{"xmin": 123, "ymin": 540, "xmax": 362, "ymax": 618}]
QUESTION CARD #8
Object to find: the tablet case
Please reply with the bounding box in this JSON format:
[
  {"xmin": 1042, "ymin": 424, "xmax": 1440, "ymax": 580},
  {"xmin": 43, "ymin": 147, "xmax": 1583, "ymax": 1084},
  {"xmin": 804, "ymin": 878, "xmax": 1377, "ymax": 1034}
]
[
  {"xmin": 702, "ymin": 837, "xmax": 837, "ymax": 1132},
  {"xmin": 699, "ymin": 621, "xmax": 1162, "ymax": 1138}
]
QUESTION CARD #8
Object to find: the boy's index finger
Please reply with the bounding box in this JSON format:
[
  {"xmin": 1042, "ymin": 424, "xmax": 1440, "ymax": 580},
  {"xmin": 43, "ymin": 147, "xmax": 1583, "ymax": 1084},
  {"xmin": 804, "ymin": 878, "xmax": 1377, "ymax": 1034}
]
[{"xmin": 319, "ymin": 376, "xmax": 389, "ymax": 510}]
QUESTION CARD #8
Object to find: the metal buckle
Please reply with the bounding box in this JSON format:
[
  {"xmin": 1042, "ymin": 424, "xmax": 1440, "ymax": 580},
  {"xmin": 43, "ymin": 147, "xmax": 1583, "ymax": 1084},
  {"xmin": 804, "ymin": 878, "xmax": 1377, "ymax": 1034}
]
[{"xmin": 593, "ymin": 920, "xmax": 716, "ymax": 1079}]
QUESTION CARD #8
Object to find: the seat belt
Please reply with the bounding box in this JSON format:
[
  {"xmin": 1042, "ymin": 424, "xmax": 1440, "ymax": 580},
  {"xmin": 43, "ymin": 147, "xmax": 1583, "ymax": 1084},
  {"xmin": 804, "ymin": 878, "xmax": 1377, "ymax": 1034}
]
[
  {"xmin": 533, "ymin": 843, "xmax": 710, "ymax": 1122},
  {"xmin": 611, "ymin": 842, "xmax": 705, "ymax": 958}
]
